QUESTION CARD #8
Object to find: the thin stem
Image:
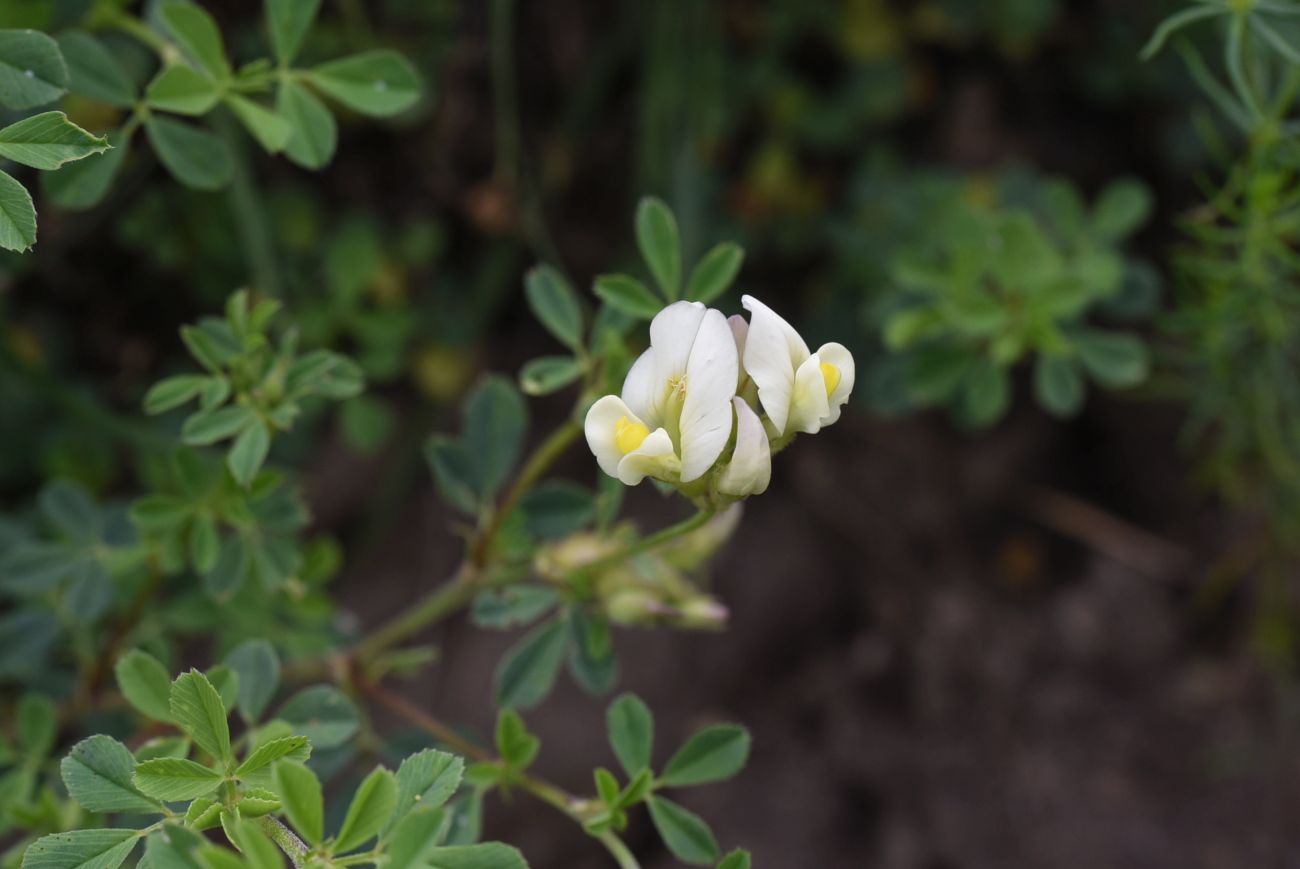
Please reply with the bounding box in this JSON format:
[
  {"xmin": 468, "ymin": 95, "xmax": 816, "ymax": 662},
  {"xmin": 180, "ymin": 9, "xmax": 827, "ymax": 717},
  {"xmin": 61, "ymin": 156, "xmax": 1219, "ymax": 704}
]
[
  {"xmin": 574, "ymin": 508, "xmax": 715, "ymax": 579},
  {"xmin": 472, "ymin": 419, "xmax": 582, "ymax": 565},
  {"xmin": 212, "ymin": 112, "xmax": 283, "ymax": 298},
  {"xmin": 349, "ymin": 564, "xmax": 508, "ymax": 667},
  {"xmin": 256, "ymin": 816, "xmax": 309, "ymax": 869},
  {"xmin": 363, "ymin": 680, "xmax": 641, "ymax": 869}
]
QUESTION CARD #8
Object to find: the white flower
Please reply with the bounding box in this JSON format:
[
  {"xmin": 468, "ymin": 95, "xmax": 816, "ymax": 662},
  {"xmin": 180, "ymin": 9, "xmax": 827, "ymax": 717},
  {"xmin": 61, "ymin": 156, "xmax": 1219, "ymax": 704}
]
[
  {"xmin": 585, "ymin": 301, "xmax": 738, "ymax": 486},
  {"xmin": 740, "ymin": 295, "xmax": 854, "ymax": 438},
  {"xmin": 717, "ymin": 397, "xmax": 771, "ymax": 497}
]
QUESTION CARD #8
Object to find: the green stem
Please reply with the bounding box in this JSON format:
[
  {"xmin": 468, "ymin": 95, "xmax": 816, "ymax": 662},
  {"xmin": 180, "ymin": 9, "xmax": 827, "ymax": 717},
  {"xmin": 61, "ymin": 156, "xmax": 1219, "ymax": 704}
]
[
  {"xmin": 472, "ymin": 419, "xmax": 582, "ymax": 565},
  {"xmin": 574, "ymin": 508, "xmax": 715, "ymax": 579},
  {"xmin": 212, "ymin": 113, "xmax": 283, "ymax": 298},
  {"xmin": 256, "ymin": 816, "xmax": 309, "ymax": 869},
  {"xmin": 350, "ymin": 564, "xmax": 510, "ymax": 666}
]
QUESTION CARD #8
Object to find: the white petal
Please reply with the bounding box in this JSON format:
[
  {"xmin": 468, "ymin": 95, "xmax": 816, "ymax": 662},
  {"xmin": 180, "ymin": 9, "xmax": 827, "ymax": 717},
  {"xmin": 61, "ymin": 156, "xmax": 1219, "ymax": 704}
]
[
  {"xmin": 718, "ymin": 397, "xmax": 771, "ymax": 497},
  {"xmin": 616, "ymin": 428, "xmax": 680, "ymax": 485},
  {"xmin": 584, "ymin": 395, "xmax": 643, "ymax": 481},
  {"xmin": 679, "ymin": 309, "xmax": 739, "ymax": 481},
  {"xmin": 788, "ymin": 352, "xmax": 832, "ymax": 435},
  {"xmin": 816, "ymin": 342, "xmax": 855, "ymax": 426},
  {"xmin": 741, "ymin": 295, "xmax": 810, "ymax": 436},
  {"xmin": 728, "ymin": 313, "xmax": 749, "ymax": 392},
  {"xmin": 649, "ymin": 300, "xmax": 707, "ymax": 389},
  {"xmin": 621, "ymin": 348, "xmax": 660, "ymax": 426}
]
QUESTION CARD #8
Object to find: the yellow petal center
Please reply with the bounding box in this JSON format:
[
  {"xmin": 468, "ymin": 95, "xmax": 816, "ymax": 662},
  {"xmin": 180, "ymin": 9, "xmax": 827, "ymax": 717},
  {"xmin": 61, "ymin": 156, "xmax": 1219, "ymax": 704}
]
[
  {"xmin": 614, "ymin": 415, "xmax": 650, "ymax": 454},
  {"xmin": 820, "ymin": 361, "xmax": 841, "ymax": 397}
]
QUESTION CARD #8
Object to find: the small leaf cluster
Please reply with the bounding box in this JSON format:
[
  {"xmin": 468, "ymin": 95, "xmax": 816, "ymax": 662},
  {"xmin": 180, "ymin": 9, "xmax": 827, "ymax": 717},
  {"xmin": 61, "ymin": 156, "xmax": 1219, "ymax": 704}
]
[
  {"xmin": 880, "ymin": 175, "xmax": 1154, "ymax": 426},
  {"xmin": 21, "ymin": 650, "xmax": 525, "ymax": 869},
  {"xmin": 38, "ymin": 0, "xmax": 420, "ymax": 214},
  {"xmin": 0, "ymin": 29, "xmax": 110, "ymax": 250},
  {"xmin": 594, "ymin": 196, "xmax": 746, "ymax": 319},
  {"xmin": 0, "ymin": 480, "xmax": 139, "ymax": 682},
  {"xmin": 472, "ymin": 697, "xmax": 751, "ymax": 868},
  {"xmin": 144, "ymin": 291, "xmax": 363, "ymax": 487}
]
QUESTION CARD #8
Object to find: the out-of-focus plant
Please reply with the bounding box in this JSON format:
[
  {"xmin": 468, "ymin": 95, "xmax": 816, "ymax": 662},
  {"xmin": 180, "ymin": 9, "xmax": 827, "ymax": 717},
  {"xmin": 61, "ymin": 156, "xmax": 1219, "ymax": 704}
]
[
  {"xmin": 1144, "ymin": 1, "xmax": 1300, "ymax": 662},
  {"xmin": 877, "ymin": 174, "xmax": 1154, "ymax": 427}
]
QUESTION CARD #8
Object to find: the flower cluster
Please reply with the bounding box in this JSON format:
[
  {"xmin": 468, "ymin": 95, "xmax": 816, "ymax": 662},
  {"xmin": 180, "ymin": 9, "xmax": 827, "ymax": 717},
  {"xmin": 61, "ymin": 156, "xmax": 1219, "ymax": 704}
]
[{"xmin": 585, "ymin": 296, "xmax": 854, "ymax": 500}]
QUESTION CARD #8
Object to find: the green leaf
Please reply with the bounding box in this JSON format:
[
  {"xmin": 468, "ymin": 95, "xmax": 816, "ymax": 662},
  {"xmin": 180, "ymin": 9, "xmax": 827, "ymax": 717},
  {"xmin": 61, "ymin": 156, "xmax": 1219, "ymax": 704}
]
[
  {"xmin": 235, "ymin": 735, "xmax": 309, "ymax": 777},
  {"xmin": 635, "ymin": 196, "xmax": 681, "ymax": 298},
  {"xmin": 61, "ymin": 735, "xmax": 161, "ymax": 814},
  {"xmin": 135, "ymin": 736, "xmax": 191, "ymax": 762},
  {"xmin": 204, "ymin": 665, "xmax": 238, "ymax": 710},
  {"xmin": 1092, "ymin": 177, "xmax": 1152, "ymax": 241},
  {"xmin": 471, "ymin": 586, "xmax": 559, "ymax": 630},
  {"xmin": 960, "ymin": 361, "xmax": 1010, "ymax": 428},
  {"xmin": 333, "ymin": 766, "xmax": 397, "ymax": 854},
  {"xmin": 56, "ymin": 30, "xmax": 134, "ymax": 107},
  {"xmin": 227, "ymin": 420, "xmax": 271, "ymax": 487},
  {"xmin": 493, "ymin": 617, "xmax": 568, "ymax": 710},
  {"xmin": 524, "ymin": 265, "xmax": 583, "ymax": 350},
  {"xmin": 226, "ymin": 815, "xmax": 282, "ymax": 869},
  {"xmin": 309, "ymin": 50, "xmax": 420, "ymax": 116},
  {"xmin": 159, "ymin": 3, "xmax": 230, "ymax": 78},
  {"xmin": 224, "ymin": 639, "xmax": 280, "ymax": 722},
  {"xmin": 1073, "ymin": 330, "xmax": 1148, "ymax": 388},
  {"xmin": 717, "ymin": 849, "xmax": 752, "ymax": 869},
  {"xmin": 428, "ymin": 842, "xmax": 525, "ymax": 869},
  {"xmin": 145, "ymin": 65, "xmax": 220, "ymax": 115},
  {"xmin": 182, "ymin": 406, "xmax": 256, "ymax": 446},
  {"xmin": 19, "ymin": 830, "xmax": 139, "ymax": 869},
  {"xmin": 224, "ymin": 94, "xmax": 292, "ymax": 153},
  {"xmin": 519, "ymin": 356, "xmax": 582, "ymax": 396},
  {"xmin": 0, "ymin": 29, "xmax": 67, "ymax": 110},
  {"xmin": 273, "ymin": 761, "xmax": 323, "ymax": 845},
  {"xmin": 188, "ymin": 512, "xmax": 219, "ymax": 573},
  {"xmin": 38, "ymin": 479, "xmax": 98, "ymax": 543},
  {"xmin": 566, "ymin": 607, "xmax": 617, "ymax": 696},
  {"xmin": 18, "ymin": 693, "xmax": 56, "ymax": 757},
  {"xmin": 133, "ymin": 757, "xmax": 223, "ymax": 801},
  {"xmin": 659, "ymin": 725, "xmax": 750, "ymax": 787},
  {"xmin": 519, "ymin": 481, "xmax": 594, "ymax": 539},
  {"xmin": 685, "ymin": 242, "xmax": 744, "ymax": 304},
  {"xmin": 464, "ymin": 376, "xmax": 527, "ymax": 500},
  {"xmin": 169, "ymin": 669, "xmax": 233, "ymax": 765},
  {"xmin": 277, "ymin": 685, "xmax": 358, "ymax": 749},
  {"xmin": 129, "ymin": 494, "xmax": 191, "ymax": 531},
  {"xmin": 145, "ymin": 116, "xmax": 233, "ymax": 191},
  {"xmin": 42, "ymin": 129, "xmax": 129, "ymax": 210},
  {"xmin": 115, "ymin": 649, "xmax": 175, "ymax": 723},
  {"xmin": 426, "ymin": 845, "xmax": 527, "ymax": 869},
  {"xmin": 145, "ymin": 826, "xmax": 205, "ymax": 869},
  {"xmin": 648, "ymin": 796, "xmax": 718, "ymax": 865},
  {"xmin": 387, "ymin": 749, "xmax": 464, "ymax": 834},
  {"xmin": 425, "ymin": 435, "xmax": 480, "ymax": 515},
  {"xmin": 277, "ymin": 79, "xmax": 336, "ymax": 169},
  {"xmin": 0, "ymin": 167, "xmax": 37, "ymax": 251},
  {"xmin": 1034, "ymin": 355, "xmax": 1083, "ymax": 417},
  {"xmin": 494, "ymin": 709, "xmax": 539, "ymax": 770},
  {"xmin": 593, "ymin": 274, "xmax": 662, "ymax": 320},
  {"xmin": 205, "ymin": 534, "xmax": 249, "ymax": 600},
  {"xmin": 0, "ymin": 111, "xmax": 108, "ymax": 170},
  {"xmin": 606, "ymin": 694, "xmax": 653, "ymax": 778},
  {"xmin": 265, "ymin": 0, "xmax": 321, "ymax": 65},
  {"xmin": 385, "ymin": 807, "xmax": 445, "ymax": 869}
]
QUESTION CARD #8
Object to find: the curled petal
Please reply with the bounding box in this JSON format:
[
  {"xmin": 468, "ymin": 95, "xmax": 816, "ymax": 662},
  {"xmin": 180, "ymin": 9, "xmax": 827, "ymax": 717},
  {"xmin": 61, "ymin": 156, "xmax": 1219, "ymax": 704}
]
[
  {"xmin": 741, "ymin": 295, "xmax": 810, "ymax": 436},
  {"xmin": 718, "ymin": 398, "xmax": 771, "ymax": 497},
  {"xmin": 788, "ymin": 353, "xmax": 833, "ymax": 434},
  {"xmin": 584, "ymin": 395, "xmax": 645, "ymax": 480},
  {"xmin": 680, "ymin": 309, "xmax": 739, "ymax": 481},
  {"xmin": 616, "ymin": 428, "xmax": 680, "ymax": 485},
  {"xmin": 816, "ymin": 342, "xmax": 855, "ymax": 426}
]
